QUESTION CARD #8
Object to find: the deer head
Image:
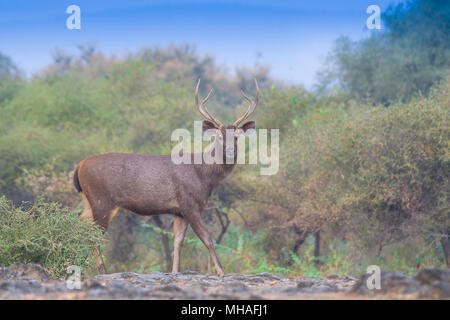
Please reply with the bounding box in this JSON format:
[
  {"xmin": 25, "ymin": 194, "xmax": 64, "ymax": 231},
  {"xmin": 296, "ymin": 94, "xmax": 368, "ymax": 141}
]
[{"xmin": 195, "ymin": 78, "xmax": 259, "ymax": 162}]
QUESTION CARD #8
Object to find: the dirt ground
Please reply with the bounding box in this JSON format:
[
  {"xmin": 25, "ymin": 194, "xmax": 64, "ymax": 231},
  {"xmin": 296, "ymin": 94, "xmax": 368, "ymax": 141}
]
[{"xmin": 0, "ymin": 263, "xmax": 448, "ymax": 299}]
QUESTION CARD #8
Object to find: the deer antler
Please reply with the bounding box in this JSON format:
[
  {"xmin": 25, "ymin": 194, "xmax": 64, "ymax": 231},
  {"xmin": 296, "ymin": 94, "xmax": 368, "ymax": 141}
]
[
  {"xmin": 195, "ymin": 79, "xmax": 223, "ymax": 128},
  {"xmin": 234, "ymin": 78, "xmax": 259, "ymax": 127}
]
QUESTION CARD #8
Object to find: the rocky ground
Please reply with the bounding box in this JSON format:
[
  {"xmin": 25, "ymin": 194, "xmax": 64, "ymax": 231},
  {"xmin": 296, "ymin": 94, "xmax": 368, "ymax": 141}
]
[{"xmin": 0, "ymin": 263, "xmax": 449, "ymax": 299}]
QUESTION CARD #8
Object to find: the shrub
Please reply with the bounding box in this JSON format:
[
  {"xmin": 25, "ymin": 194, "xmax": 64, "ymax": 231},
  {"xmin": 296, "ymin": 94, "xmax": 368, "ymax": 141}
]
[
  {"xmin": 16, "ymin": 160, "xmax": 79, "ymax": 208},
  {"xmin": 0, "ymin": 197, "xmax": 106, "ymax": 278},
  {"xmin": 245, "ymin": 78, "xmax": 449, "ymax": 269}
]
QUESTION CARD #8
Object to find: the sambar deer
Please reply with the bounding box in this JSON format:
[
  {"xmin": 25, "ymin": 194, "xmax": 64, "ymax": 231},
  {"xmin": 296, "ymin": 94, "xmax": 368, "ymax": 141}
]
[{"xmin": 73, "ymin": 79, "xmax": 259, "ymax": 275}]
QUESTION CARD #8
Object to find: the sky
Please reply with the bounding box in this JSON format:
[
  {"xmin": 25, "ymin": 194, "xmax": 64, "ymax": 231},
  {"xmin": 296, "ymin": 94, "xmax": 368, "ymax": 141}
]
[{"xmin": 0, "ymin": 0, "xmax": 405, "ymax": 88}]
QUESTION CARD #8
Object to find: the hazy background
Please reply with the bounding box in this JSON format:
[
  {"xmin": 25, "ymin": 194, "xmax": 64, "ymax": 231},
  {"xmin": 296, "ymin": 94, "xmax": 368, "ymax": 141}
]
[
  {"xmin": 1, "ymin": 0, "xmax": 403, "ymax": 88},
  {"xmin": 0, "ymin": 0, "xmax": 448, "ymax": 278}
]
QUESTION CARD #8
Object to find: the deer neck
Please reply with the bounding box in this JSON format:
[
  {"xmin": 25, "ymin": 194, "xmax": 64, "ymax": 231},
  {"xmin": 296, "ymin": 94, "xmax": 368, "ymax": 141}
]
[{"xmin": 194, "ymin": 159, "xmax": 235, "ymax": 191}]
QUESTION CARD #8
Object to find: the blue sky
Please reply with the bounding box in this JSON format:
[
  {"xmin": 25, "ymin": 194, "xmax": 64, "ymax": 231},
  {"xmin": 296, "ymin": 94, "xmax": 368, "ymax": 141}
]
[{"xmin": 0, "ymin": 0, "xmax": 404, "ymax": 88}]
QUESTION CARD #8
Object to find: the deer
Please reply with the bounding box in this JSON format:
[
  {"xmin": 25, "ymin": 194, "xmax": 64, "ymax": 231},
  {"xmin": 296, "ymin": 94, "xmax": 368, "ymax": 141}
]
[{"xmin": 73, "ymin": 79, "xmax": 259, "ymax": 275}]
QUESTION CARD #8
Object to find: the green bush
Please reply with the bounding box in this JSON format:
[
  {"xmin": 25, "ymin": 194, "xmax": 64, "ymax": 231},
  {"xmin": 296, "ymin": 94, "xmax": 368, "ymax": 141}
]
[
  {"xmin": 246, "ymin": 77, "xmax": 449, "ymax": 271},
  {"xmin": 0, "ymin": 197, "xmax": 106, "ymax": 278},
  {"xmin": 321, "ymin": 81, "xmax": 449, "ymax": 251}
]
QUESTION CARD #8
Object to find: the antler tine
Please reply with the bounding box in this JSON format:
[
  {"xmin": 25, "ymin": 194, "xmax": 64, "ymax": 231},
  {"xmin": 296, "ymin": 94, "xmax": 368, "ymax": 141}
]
[
  {"xmin": 195, "ymin": 79, "xmax": 223, "ymax": 127},
  {"xmin": 234, "ymin": 78, "xmax": 259, "ymax": 127}
]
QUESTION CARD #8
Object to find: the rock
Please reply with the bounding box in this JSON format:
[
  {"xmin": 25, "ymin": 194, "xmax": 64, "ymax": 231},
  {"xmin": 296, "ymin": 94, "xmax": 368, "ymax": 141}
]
[
  {"xmin": 309, "ymin": 284, "xmax": 336, "ymax": 293},
  {"xmin": 248, "ymin": 272, "xmax": 281, "ymax": 281},
  {"xmin": 222, "ymin": 273, "xmax": 248, "ymax": 281},
  {"xmin": 95, "ymin": 272, "xmax": 138, "ymax": 280},
  {"xmin": 414, "ymin": 269, "xmax": 450, "ymax": 299},
  {"xmin": 1, "ymin": 263, "xmax": 50, "ymax": 281},
  {"xmin": 413, "ymin": 269, "xmax": 450, "ymax": 284},
  {"xmin": 353, "ymin": 270, "xmax": 407, "ymax": 294},
  {"xmin": 223, "ymin": 280, "xmax": 248, "ymax": 291},
  {"xmin": 178, "ymin": 270, "xmax": 203, "ymax": 276},
  {"xmin": 158, "ymin": 284, "xmax": 182, "ymax": 292},
  {"xmin": 352, "ymin": 269, "xmax": 450, "ymax": 298},
  {"xmin": 296, "ymin": 279, "xmax": 316, "ymax": 289},
  {"xmin": 0, "ymin": 263, "xmax": 448, "ymax": 299},
  {"xmin": 83, "ymin": 279, "xmax": 105, "ymax": 290}
]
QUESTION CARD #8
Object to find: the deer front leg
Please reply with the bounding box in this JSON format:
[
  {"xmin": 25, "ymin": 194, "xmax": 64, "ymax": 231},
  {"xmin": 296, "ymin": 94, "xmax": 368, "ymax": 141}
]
[
  {"xmin": 187, "ymin": 211, "xmax": 225, "ymax": 276},
  {"xmin": 172, "ymin": 215, "xmax": 188, "ymax": 273}
]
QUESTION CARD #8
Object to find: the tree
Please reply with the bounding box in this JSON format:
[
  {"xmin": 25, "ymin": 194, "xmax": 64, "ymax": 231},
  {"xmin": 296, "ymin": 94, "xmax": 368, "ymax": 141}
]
[
  {"xmin": 317, "ymin": 0, "xmax": 450, "ymax": 105},
  {"xmin": 0, "ymin": 52, "xmax": 23, "ymax": 106},
  {"xmin": 0, "ymin": 52, "xmax": 19, "ymax": 81}
]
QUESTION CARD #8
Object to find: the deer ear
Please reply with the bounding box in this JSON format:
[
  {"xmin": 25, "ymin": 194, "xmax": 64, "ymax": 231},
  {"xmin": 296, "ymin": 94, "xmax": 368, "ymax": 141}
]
[
  {"xmin": 202, "ymin": 120, "xmax": 217, "ymax": 132},
  {"xmin": 239, "ymin": 121, "xmax": 256, "ymax": 136}
]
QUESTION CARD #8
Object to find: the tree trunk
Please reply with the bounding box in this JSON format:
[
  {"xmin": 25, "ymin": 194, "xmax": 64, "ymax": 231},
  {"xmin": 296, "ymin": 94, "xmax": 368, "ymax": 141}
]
[
  {"xmin": 293, "ymin": 237, "xmax": 306, "ymax": 254},
  {"xmin": 153, "ymin": 216, "xmax": 172, "ymax": 272},
  {"xmin": 441, "ymin": 230, "xmax": 450, "ymax": 268},
  {"xmin": 288, "ymin": 228, "xmax": 308, "ymax": 266},
  {"xmin": 314, "ymin": 231, "xmax": 321, "ymax": 266},
  {"xmin": 215, "ymin": 209, "xmax": 230, "ymax": 244},
  {"xmin": 207, "ymin": 257, "xmax": 212, "ymax": 275}
]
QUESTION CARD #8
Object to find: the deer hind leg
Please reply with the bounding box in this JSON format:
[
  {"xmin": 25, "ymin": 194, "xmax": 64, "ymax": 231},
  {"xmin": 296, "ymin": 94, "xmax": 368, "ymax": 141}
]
[
  {"xmin": 80, "ymin": 194, "xmax": 119, "ymax": 275},
  {"xmin": 80, "ymin": 193, "xmax": 94, "ymax": 222},
  {"xmin": 172, "ymin": 215, "xmax": 189, "ymax": 273},
  {"xmin": 186, "ymin": 211, "xmax": 225, "ymax": 276},
  {"xmin": 79, "ymin": 193, "xmax": 107, "ymax": 273}
]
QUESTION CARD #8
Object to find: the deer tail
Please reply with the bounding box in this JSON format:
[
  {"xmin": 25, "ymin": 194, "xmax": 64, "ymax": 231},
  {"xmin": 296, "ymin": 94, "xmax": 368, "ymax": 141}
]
[{"xmin": 73, "ymin": 164, "xmax": 82, "ymax": 193}]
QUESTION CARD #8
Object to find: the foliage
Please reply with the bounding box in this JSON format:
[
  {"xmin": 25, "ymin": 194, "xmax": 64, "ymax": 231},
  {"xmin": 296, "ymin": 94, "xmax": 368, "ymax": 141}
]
[
  {"xmin": 317, "ymin": 0, "xmax": 450, "ymax": 104},
  {"xmin": 120, "ymin": 222, "xmax": 444, "ymax": 277},
  {"xmin": 0, "ymin": 197, "xmax": 106, "ymax": 278},
  {"xmin": 247, "ymin": 77, "xmax": 449, "ymax": 268},
  {"xmin": 16, "ymin": 159, "xmax": 80, "ymax": 208},
  {"xmin": 0, "ymin": 52, "xmax": 24, "ymax": 110}
]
